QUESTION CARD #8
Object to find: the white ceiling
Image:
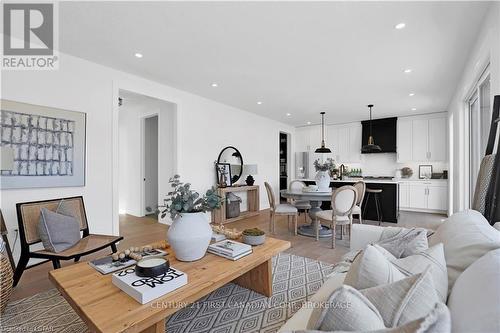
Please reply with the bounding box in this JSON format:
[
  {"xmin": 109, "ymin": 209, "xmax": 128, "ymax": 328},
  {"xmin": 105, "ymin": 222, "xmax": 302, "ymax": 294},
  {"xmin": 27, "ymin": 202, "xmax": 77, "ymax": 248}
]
[{"xmin": 59, "ymin": 2, "xmax": 490, "ymax": 126}]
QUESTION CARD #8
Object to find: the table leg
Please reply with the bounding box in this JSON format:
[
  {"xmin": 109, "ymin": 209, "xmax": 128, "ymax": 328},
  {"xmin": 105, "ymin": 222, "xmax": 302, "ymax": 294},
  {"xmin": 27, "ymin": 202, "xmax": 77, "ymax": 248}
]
[
  {"xmin": 140, "ymin": 318, "xmax": 165, "ymax": 333},
  {"xmin": 297, "ymin": 200, "xmax": 333, "ymax": 238},
  {"xmin": 233, "ymin": 259, "xmax": 272, "ymax": 297}
]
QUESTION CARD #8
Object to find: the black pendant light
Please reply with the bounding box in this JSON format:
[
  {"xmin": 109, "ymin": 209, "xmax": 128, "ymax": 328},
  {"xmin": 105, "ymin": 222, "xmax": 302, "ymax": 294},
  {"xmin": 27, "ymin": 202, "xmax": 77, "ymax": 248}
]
[
  {"xmin": 361, "ymin": 104, "xmax": 382, "ymax": 153},
  {"xmin": 315, "ymin": 112, "xmax": 332, "ymax": 153}
]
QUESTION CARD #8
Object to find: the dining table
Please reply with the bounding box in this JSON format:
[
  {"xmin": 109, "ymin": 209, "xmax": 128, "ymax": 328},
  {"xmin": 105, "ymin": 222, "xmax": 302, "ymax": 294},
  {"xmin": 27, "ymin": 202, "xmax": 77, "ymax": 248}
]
[{"xmin": 280, "ymin": 188, "xmax": 336, "ymax": 238}]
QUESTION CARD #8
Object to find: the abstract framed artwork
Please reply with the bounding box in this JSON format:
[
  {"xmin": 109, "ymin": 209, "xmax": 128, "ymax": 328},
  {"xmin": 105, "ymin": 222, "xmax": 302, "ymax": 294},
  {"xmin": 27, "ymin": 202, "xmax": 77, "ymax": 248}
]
[{"xmin": 0, "ymin": 99, "xmax": 86, "ymax": 189}]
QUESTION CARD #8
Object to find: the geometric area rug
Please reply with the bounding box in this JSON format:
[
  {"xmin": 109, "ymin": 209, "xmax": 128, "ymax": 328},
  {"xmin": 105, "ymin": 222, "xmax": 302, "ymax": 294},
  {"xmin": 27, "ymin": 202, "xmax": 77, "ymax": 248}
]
[{"xmin": 0, "ymin": 253, "xmax": 335, "ymax": 333}]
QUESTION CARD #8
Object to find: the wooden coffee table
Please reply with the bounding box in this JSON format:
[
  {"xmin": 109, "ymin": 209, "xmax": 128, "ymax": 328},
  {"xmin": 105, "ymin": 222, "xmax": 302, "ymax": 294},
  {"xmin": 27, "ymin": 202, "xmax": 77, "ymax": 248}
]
[{"xmin": 49, "ymin": 237, "xmax": 291, "ymax": 333}]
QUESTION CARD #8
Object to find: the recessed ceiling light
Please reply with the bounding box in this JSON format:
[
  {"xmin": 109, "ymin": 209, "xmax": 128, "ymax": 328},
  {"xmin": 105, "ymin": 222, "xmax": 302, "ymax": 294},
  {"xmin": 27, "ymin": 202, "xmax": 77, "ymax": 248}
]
[
  {"xmin": 307, "ymin": 121, "xmax": 311, "ymax": 125},
  {"xmin": 395, "ymin": 23, "xmax": 406, "ymax": 30},
  {"xmin": 411, "ymin": 108, "xmax": 417, "ymax": 111},
  {"xmin": 257, "ymin": 101, "xmax": 263, "ymax": 105},
  {"xmin": 286, "ymin": 113, "xmax": 291, "ymax": 117},
  {"xmin": 404, "ymin": 69, "xmax": 413, "ymax": 73},
  {"xmin": 409, "ymin": 93, "xmax": 415, "ymax": 96},
  {"xmin": 134, "ymin": 53, "xmax": 143, "ymax": 58},
  {"xmin": 211, "ymin": 83, "xmax": 218, "ymax": 87}
]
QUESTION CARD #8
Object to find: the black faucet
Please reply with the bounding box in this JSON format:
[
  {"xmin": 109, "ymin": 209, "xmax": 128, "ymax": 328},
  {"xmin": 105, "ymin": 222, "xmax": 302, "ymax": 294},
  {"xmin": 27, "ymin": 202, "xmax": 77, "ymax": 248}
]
[{"xmin": 339, "ymin": 164, "xmax": 345, "ymax": 180}]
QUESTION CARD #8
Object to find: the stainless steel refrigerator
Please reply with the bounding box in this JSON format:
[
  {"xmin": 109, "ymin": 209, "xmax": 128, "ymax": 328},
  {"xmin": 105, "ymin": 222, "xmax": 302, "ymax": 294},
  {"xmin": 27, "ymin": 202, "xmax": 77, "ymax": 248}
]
[{"xmin": 295, "ymin": 152, "xmax": 309, "ymax": 179}]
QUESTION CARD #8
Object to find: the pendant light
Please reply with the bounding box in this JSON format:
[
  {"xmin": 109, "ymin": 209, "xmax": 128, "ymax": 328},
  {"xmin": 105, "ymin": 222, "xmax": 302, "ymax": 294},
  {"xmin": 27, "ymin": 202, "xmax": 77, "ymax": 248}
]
[
  {"xmin": 361, "ymin": 104, "xmax": 382, "ymax": 153},
  {"xmin": 315, "ymin": 112, "xmax": 332, "ymax": 153}
]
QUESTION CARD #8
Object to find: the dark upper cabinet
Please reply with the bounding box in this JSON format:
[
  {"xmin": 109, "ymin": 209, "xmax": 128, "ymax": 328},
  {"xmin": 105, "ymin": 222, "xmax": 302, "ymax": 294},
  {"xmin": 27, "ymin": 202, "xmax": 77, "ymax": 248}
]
[{"xmin": 361, "ymin": 117, "xmax": 397, "ymax": 153}]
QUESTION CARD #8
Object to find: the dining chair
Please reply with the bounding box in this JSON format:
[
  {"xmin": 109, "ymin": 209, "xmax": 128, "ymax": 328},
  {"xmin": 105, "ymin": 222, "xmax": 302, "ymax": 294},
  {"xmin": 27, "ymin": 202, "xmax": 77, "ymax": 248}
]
[
  {"xmin": 264, "ymin": 182, "xmax": 298, "ymax": 235},
  {"xmin": 289, "ymin": 180, "xmax": 312, "ymax": 223},
  {"xmin": 351, "ymin": 181, "xmax": 366, "ymax": 224},
  {"xmin": 316, "ymin": 185, "xmax": 358, "ymax": 248}
]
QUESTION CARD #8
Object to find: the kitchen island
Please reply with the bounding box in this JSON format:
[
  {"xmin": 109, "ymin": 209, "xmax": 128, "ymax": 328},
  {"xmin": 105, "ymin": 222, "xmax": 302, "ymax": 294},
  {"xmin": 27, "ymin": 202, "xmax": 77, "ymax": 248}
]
[{"xmin": 299, "ymin": 178, "xmax": 399, "ymax": 223}]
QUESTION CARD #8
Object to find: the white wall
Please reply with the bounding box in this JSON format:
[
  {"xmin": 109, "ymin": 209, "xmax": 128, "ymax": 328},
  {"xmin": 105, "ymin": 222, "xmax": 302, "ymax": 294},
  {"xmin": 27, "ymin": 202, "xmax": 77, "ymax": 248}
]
[
  {"xmin": 1, "ymin": 50, "xmax": 294, "ymax": 263},
  {"xmin": 447, "ymin": 3, "xmax": 500, "ymax": 213}
]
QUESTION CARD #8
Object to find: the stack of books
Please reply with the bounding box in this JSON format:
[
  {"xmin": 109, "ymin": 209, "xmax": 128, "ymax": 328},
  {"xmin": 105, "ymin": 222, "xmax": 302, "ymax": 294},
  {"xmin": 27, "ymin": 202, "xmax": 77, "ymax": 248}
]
[
  {"xmin": 208, "ymin": 240, "xmax": 252, "ymax": 260},
  {"xmin": 112, "ymin": 267, "xmax": 187, "ymax": 304}
]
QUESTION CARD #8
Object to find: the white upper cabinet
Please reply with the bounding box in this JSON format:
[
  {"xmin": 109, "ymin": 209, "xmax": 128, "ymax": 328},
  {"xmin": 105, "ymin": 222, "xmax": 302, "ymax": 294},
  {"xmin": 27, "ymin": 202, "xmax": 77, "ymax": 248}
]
[
  {"xmin": 397, "ymin": 113, "xmax": 447, "ymax": 163},
  {"xmin": 325, "ymin": 123, "xmax": 361, "ymax": 163},
  {"xmin": 412, "ymin": 119, "xmax": 429, "ymax": 161},
  {"xmin": 295, "ymin": 127, "xmax": 310, "ymax": 152},
  {"xmin": 348, "ymin": 124, "xmax": 362, "ymax": 162},
  {"xmin": 397, "ymin": 119, "xmax": 413, "ymax": 162},
  {"xmin": 428, "ymin": 117, "xmax": 447, "ymax": 161}
]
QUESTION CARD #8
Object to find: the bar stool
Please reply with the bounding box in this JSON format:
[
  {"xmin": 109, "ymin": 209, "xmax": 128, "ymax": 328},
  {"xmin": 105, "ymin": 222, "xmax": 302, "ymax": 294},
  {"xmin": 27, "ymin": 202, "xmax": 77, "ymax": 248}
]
[{"xmin": 363, "ymin": 188, "xmax": 383, "ymax": 225}]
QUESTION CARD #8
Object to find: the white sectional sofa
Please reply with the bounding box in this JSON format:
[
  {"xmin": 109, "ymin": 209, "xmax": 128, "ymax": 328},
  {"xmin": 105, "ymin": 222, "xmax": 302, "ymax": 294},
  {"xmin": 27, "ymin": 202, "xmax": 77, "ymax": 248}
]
[{"xmin": 279, "ymin": 210, "xmax": 500, "ymax": 332}]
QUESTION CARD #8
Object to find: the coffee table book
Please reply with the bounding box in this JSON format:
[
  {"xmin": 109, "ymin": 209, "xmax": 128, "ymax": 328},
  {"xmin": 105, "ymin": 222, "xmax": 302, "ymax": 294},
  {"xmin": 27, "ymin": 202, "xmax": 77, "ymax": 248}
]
[
  {"xmin": 112, "ymin": 267, "xmax": 187, "ymax": 304},
  {"xmin": 207, "ymin": 248, "xmax": 252, "ymax": 260},
  {"xmin": 208, "ymin": 240, "xmax": 251, "ymax": 257}
]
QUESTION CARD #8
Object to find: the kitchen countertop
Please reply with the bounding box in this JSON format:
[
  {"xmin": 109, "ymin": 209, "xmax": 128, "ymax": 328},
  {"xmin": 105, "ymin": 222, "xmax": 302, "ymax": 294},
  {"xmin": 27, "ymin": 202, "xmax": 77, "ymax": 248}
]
[{"xmin": 297, "ymin": 177, "xmax": 448, "ymax": 185}]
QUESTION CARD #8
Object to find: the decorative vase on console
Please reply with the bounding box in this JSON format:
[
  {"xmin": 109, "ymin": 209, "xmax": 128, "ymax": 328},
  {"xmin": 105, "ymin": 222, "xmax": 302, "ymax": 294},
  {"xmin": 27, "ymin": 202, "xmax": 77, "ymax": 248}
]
[
  {"xmin": 152, "ymin": 175, "xmax": 223, "ymax": 262},
  {"xmin": 313, "ymin": 158, "xmax": 336, "ymax": 191}
]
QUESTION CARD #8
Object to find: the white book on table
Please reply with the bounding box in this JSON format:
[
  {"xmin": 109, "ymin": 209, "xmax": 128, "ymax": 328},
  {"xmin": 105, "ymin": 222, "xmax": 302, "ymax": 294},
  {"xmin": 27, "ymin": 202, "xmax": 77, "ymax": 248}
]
[
  {"xmin": 208, "ymin": 240, "xmax": 251, "ymax": 257},
  {"xmin": 207, "ymin": 248, "xmax": 252, "ymax": 261},
  {"xmin": 112, "ymin": 267, "xmax": 187, "ymax": 304}
]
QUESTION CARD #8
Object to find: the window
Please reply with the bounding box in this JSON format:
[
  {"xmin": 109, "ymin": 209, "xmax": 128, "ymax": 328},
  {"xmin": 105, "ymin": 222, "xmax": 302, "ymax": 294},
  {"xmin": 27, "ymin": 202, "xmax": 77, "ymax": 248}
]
[{"xmin": 468, "ymin": 70, "xmax": 491, "ymax": 204}]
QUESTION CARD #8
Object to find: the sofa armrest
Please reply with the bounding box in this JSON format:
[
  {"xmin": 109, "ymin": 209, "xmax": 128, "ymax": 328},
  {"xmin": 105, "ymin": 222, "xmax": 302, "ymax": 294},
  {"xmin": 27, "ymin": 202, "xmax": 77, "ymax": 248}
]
[{"xmin": 350, "ymin": 224, "xmax": 385, "ymax": 251}]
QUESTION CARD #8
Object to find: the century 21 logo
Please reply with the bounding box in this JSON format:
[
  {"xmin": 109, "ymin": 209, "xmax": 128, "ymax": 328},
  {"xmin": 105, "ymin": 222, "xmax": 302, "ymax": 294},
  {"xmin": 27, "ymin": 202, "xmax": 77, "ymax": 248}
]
[{"xmin": 3, "ymin": 3, "xmax": 54, "ymax": 56}]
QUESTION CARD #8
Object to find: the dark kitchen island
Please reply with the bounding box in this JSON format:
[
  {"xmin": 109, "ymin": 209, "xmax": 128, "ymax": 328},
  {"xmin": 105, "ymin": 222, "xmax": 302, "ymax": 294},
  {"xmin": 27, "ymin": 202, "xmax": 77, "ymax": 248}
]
[{"xmin": 301, "ymin": 179, "xmax": 398, "ymax": 223}]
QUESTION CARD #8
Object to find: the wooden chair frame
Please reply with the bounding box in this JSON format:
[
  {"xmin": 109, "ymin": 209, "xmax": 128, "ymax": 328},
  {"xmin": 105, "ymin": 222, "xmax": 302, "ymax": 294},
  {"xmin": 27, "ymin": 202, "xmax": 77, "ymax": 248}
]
[
  {"xmin": 13, "ymin": 196, "xmax": 123, "ymax": 286},
  {"xmin": 317, "ymin": 185, "xmax": 357, "ymax": 248},
  {"xmin": 352, "ymin": 181, "xmax": 366, "ymax": 224},
  {"xmin": 265, "ymin": 182, "xmax": 298, "ymax": 235}
]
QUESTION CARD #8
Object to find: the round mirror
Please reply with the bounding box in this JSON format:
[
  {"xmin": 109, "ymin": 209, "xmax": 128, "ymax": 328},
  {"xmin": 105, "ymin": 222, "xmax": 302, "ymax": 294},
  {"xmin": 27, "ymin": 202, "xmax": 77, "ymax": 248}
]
[{"xmin": 217, "ymin": 146, "xmax": 244, "ymax": 184}]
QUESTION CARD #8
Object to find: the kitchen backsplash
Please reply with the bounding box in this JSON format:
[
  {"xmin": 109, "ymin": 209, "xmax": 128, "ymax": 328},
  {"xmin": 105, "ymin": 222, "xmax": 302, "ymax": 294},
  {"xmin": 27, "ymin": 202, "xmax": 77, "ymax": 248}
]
[{"xmin": 338, "ymin": 153, "xmax": 448, "ymax": 179}]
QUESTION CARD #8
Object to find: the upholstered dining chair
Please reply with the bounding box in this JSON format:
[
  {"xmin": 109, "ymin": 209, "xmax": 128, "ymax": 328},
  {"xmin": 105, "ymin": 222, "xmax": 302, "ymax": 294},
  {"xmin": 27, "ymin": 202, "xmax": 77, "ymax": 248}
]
[
  {"xmin": 264, "ymin": 182, "xmax": 298, "ymax": 235},
  {"xmin": 289, "ymin": 180, "xmax": 312, "ymax": 223},
  {"xmin": 316, "ymin": 185, "xmax": 358, "ymax": 248},
  {"xmin": 351, "ymin": 181, "xmax": 366, "ymax": 224}
]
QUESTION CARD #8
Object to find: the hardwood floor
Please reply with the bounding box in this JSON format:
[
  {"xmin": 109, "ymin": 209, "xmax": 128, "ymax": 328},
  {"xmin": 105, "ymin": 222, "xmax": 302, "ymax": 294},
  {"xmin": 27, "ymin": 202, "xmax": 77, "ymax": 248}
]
[{"xmin": 10, "ymin": 209, "xmax": 445, "ymax": 301}]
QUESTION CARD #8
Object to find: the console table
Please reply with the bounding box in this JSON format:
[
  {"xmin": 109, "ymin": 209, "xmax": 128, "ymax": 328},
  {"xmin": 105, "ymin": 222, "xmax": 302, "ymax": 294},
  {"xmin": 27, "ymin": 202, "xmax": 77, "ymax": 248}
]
[{"xmin": 212, "ymin": 185, "xmax": 260, "ymax": 224}]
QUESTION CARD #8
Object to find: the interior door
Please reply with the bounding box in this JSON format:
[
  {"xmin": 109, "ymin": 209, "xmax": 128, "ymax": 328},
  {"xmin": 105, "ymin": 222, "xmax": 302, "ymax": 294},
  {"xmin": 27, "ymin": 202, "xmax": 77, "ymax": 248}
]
[
  {"xmin": 397, "ymin": 119, "xmax": 413, "ymax": 162},
  {"xmin": 412, "ymin": 119, "xmax": 429, "ymax": 161},
  {"xmin": 428, "ymin": 117, "xmax": 447, "ymax": 161},
  {"xmin": 144, "ymin": 116, "xmax": 158, "ymax": 215}
]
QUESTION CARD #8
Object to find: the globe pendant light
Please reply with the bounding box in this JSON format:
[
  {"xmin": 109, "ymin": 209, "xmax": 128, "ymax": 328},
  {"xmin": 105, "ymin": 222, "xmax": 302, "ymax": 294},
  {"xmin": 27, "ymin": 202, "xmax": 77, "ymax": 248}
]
[
  {"xmin": 361, "ymin": 104, "xmax": 382, "ymax": 153},
  {"xmin": 315, "ymin": 112, "xmax": 332, "ymax": 153}
]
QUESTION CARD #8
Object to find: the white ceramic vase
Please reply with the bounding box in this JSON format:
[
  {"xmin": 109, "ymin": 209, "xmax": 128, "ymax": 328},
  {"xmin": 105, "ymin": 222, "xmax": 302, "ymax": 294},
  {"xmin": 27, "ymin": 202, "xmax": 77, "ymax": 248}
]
[
  {"xmin": 167, "ymin": 212, "xmax": 212, "ymax": 261},
  {"xmin": 315, "ymin": 170, "xmax": 330, "ymax": 191}
]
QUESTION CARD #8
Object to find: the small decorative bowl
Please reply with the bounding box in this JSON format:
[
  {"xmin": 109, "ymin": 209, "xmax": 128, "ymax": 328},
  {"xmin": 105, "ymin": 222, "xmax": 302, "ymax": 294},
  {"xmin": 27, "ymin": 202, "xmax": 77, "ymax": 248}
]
[
  {"xmin": 242, "ymin": 233, "xmax": 266, "ymax": 246},
  {"xmin": 135, "ymin": 257, "xmax": 170, "ymax": 277}
]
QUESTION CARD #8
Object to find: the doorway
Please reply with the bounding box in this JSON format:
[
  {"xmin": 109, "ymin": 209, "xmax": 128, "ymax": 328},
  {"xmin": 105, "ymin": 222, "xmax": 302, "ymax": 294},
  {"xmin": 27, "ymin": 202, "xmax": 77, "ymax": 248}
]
[
  {"xmin": 143, "ymin": 115, "xmax": 158, "ymax": 216},
  {"xmin": 279, "ymin": 132, "xmax": 291, "ymax": 203},
  {"xmin": 117, "ymin": 89, "xmax": 176, "ymax": 224}
]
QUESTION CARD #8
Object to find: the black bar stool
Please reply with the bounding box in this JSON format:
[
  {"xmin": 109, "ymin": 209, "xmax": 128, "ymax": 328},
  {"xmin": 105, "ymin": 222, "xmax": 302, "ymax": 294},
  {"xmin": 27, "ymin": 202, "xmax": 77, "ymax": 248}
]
[{"xmin": 363, "ymin": 188, "xmax": 383, "ymax": 225}]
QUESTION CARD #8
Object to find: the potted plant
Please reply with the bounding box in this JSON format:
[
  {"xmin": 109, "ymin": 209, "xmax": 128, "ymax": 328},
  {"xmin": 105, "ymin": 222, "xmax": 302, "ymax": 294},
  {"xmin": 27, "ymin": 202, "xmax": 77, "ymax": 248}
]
[
  {"xmin": 313, "ymin": 158, "xmax": 336, "ymax": 191},
  {"xmin": 242, "ymin": 228, "xmax": 266, "ymax": 246},
  {"xmin": 157, "ymin": 175, "xmax": 222, "ymax": 261}
]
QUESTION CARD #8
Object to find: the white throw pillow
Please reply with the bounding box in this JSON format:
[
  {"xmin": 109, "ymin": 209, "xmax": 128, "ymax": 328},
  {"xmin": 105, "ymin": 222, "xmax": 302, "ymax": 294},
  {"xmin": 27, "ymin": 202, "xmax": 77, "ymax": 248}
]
[
  {"xmin": 429, "ymin": 209, "xmax": 500, "ymax": 293},
  {"xmin": 376, "ymin": 227, "xmax": 429, "ymax": 258},
  {"xmin": 447, "ymin": 248, "xmax": 500, "ymax": 333},
  {"xmin": 344, "ymin": 244, "xmax": 448, "ymax": 302},
  {"xmin": 287, "ymin": 302, "xmax": 450, "ymax": 333},
  {"xmin": 312, "ymin": 270, "xmax": 440, "ymax": 330}
]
